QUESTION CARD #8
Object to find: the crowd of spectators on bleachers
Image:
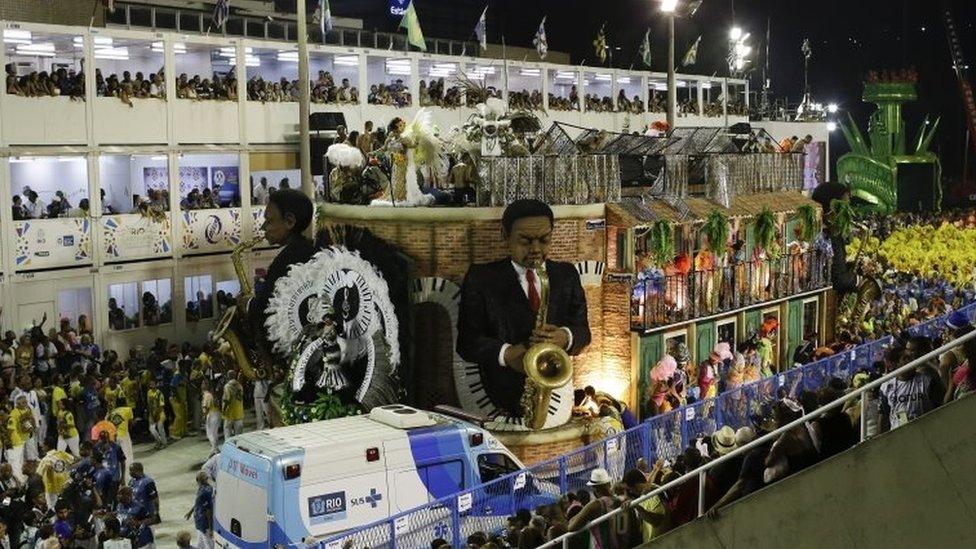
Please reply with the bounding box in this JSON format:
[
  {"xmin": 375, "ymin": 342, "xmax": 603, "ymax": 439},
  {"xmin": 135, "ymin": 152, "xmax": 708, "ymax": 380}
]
[
  {"xmin": 419, "ymin": 79, "xmax": 461, "ymax": 108},
  {"xmin": 548, "ymin": 85, "xmax": 579, "ymax": 111},
  {"xmin": 368, "ymin": 79, "xmax": 411, "ymax": 107},
  {"xmin": 311, "ymin": 71, "xmax": 358, "ymax": 104},
  {"xmin": 176, "ymin": 72, "xmax": 237, "ymax": 101},
  {"xmin": 5, "ymin": 65, "xmax": 85, "ymax": 100},
  {"xmin": 509, "ymin": 89, "xmax": 544, "ymax": 111},
  {"xmin": 583, "ymin": 93, "xmax": 614, "ymax": 112},
  {"xmin": 95, "ymin": 68, "xmax": 165, "ymax": 107}
]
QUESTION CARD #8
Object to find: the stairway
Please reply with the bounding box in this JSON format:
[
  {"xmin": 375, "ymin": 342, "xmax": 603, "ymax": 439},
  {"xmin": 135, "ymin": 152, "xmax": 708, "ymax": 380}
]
[{"xmin": 642, "ymin": 394, "xmax": 976, "ymax": 549}]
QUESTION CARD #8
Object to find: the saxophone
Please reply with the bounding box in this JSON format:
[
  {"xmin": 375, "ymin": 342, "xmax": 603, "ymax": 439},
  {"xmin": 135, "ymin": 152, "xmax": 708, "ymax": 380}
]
[
  {"xmin": 212, "ymin": 235, "xmax": 268, "ymax": 380},
  {"xmin": 520, "ymin": 265, "xmax": 574, "ymax": 430}
]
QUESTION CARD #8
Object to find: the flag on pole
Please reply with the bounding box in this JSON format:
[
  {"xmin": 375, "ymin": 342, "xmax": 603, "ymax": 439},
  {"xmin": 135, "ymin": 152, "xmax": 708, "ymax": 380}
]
[
  {"xmin": 474, "ymin": 6, "xmax": 488, "ymax": 51},
  {"xmin": 533, "ymin": 17, "xmax": 548, "ymax": 59},
  {"xmin": 682, "ymin": 35, "xmax": 702, "ymax": 66},
  {"xmin": 399, "ymin": 1, "xmax": 427, "ymax": 51},
  {"xmin": 593, "ymin": 24, "xmax": 608, "ymax": 65},
  {"xmin": 212, "ymin": 0, "xmax": 230, "ymax": 30},
  {"xmin": 639, "ymin": 29, "xmax": 652, "ymax": 67},
  {"xmin": 322, "ymin": 0, "xmax": 334, "ymax": 35}
]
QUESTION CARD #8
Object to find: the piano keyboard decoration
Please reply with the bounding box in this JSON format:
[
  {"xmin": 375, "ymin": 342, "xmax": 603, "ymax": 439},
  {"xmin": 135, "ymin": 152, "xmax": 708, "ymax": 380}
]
[{"xmin": 411, "ymin": 276, "xmax": 573, "ymax": 431}]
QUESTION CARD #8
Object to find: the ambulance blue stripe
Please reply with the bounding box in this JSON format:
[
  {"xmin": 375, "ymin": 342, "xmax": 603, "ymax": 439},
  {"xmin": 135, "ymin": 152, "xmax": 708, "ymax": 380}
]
[{"xmin": 407, "ymin": 425, "xmax": 468, "ymax": 498}]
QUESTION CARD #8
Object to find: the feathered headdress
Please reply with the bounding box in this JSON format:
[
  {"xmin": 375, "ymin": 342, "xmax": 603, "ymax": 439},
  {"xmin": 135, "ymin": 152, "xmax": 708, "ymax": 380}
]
[
  {"xmin": 650, "ymin": 355, "xmax": 677, "ymax": 381},
  {"xmin": 326, "ymin": 143, "xmax": 365, "ymax": 170},
  {"xmin": 401, "ymin": 108, "xmax": 445, "ymax": 177}
]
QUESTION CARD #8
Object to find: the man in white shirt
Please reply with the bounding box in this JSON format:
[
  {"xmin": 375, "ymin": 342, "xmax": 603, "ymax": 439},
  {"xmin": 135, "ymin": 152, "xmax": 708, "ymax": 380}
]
[
  {"xmin": 252, "ymin": 177, "xmax": 270, "ymax": 206},
  {"xmin": 252, "ymin": 378, "xmax": 269, "ymax": 431},
  {"xmin": 879, "ymin": 346, "xmax": 941, "ymax": 431}
]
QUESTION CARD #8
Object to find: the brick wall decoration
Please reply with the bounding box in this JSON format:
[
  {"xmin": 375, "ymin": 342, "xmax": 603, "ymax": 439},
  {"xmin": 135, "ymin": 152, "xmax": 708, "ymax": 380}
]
[{"xmin": 321, "ymin": 208, "xmax": 619, "ymax": 421}]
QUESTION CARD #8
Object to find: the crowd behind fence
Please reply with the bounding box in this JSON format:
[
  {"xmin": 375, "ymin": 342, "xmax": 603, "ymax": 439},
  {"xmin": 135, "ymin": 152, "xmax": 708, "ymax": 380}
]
[{"xmin": 319, "ymin": 300, "xmax": 971, "ymax": 548}]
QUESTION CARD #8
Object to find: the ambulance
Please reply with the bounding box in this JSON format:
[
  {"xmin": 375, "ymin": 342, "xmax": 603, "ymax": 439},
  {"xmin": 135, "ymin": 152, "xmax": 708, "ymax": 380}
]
[{"xmin": 213, "ymin": 405, "xmax": 556, "ymax": 548}]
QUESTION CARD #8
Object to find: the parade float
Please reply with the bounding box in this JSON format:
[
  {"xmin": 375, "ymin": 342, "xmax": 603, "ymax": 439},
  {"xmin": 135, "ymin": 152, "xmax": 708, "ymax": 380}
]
[{"xmin": 837, "ymin": 71, "xmax": 942, "ymax": 214}]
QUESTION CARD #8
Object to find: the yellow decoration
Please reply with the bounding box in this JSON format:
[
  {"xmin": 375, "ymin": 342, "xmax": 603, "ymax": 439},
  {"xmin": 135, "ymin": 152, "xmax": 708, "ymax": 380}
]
[{"xmin": 851, "ymin": 223, "xmax": 976, "ymax": 288}]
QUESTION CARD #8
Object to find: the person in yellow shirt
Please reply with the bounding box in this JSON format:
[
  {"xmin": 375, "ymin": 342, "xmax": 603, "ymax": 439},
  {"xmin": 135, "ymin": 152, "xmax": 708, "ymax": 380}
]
[
  {"xmin": 49, "ymin": 375, "xmax": 68, "ymax": 419},
  {"xmin": 120, "ymin": 370, "xmax": 140, "ymax": 410},
  {"xmin": 8, "ymin": 395, "xmax": 35, "ymax": 483},
  {"xmin": 101, "ymin": 377, "xmax": 121, "ymax": 415},
  {"xmin": 221, "ymin": 371, "xmax": 244, "ymax": 440},
  {"xmin": 201, "ymin": 379, "xmax": 222, "ymax": 456},
  {"xmin": 108, "ymin": 398, "xmax": 135, "ymax": 464},
  {"xmin": 169, "ymin": 366, "xmax": 188, "ymax": 440},
  {"xmin": 37, "ymin": 448, "xmax": 75, "ymax": 510},
  {"xmin": 55, "ymin": 397, "xmax": 80, "ymax": 457},
  {"xmin": 146, "ymin": 379, "xmax": 168, "ymax": 449}
]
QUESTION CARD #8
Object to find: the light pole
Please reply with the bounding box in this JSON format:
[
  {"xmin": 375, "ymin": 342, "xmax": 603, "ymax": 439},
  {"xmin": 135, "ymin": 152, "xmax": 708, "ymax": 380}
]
[
  {"xmin": 297, "ymin": 0, "xmax": 313, "ymax": 229},
  {"xmin": 660, "ymin": 0, "xmax": 678, "ymax": 129}
]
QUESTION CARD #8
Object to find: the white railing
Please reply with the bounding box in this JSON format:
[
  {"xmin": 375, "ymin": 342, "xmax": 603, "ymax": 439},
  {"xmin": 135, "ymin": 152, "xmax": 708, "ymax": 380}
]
[{"xmin": 540, "ymin": 328, "xmax": 976, "ymax": 548}]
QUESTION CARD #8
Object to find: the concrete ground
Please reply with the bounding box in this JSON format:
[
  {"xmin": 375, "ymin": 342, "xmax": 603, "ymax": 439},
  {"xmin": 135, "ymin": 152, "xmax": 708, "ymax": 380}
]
[
  {"xmin": 137, "ymin": 411, "xmax": 259, "ymax": 545},
  {"xmin": 137, "ymin": 430, "xmax": 212, "ymax": 545}
]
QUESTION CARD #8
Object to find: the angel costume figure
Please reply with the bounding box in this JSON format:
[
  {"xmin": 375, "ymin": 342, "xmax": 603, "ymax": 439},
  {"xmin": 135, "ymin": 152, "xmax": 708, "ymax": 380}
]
[{"xmin": 372, "ymin": 109, "xmax": 442, "ymax": 207}]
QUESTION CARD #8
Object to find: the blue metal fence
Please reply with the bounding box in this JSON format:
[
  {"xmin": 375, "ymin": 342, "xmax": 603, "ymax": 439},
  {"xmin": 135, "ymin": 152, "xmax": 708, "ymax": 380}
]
[{"xmin": 318, "ymin": 302, "xmax": 973, "ymax": 549}]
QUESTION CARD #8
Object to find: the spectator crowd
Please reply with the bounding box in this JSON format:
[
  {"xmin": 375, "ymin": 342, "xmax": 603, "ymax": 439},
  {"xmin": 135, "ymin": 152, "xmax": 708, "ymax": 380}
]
[
  {"xmin": 0, "ymin": 309, "xmax": 269, "ymax": 548},
  {"xmin": 429, "ymin": 302, "xmax": 975, "ymax": 549}
]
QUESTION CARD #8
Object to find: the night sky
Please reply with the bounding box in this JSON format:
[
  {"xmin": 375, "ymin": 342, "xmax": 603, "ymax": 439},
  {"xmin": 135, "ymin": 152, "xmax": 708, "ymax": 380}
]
[{"xmin": 280, "ymin": 0, "xmax": 976, "ymax": 180}]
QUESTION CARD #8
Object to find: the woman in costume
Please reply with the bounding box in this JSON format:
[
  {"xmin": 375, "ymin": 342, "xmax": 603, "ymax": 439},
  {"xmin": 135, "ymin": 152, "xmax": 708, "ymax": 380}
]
[
  {"xmin": 372, "ymin": 110, "xmax": 441, "ymax": 207},
  {"xmin": 647, "ymin": 355, "xmax": 679, "ymax": 416}
]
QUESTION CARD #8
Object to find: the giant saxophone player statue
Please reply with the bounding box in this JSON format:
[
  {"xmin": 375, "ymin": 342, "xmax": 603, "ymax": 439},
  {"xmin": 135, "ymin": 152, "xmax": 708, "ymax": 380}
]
[
  {"xmin": 233, "ymin": 189, "xmax": 316, "ymax": 376},
  {"xmin": 458, "ymin": 199, "xmax": 591, "ymax": 428}
]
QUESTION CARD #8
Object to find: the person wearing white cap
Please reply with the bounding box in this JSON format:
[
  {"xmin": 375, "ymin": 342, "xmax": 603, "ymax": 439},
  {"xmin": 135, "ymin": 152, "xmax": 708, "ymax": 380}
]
[
  {"xmin": 567, "ymin": 467, "xmax": 619, "ymax": 545},
  {"xmin": 706, "ymin": 426, "xmax": 760, "ymax": 515}
]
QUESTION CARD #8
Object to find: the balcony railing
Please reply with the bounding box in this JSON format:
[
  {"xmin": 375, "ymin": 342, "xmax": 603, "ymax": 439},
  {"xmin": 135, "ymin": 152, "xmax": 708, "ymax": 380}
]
[{"xmin": 631, "ymin": 250, "xmax": 831, "ymax": 330}]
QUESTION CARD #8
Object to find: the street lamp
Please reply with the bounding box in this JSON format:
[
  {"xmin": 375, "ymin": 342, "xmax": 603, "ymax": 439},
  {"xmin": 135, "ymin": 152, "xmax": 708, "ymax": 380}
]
[
  {"xmin": 661, "ymin": 1, "xmax": 676, "ymax": 129},
  {"xmin": 657, "ymin": 0, "xmax": 701, "ymax": 129}
]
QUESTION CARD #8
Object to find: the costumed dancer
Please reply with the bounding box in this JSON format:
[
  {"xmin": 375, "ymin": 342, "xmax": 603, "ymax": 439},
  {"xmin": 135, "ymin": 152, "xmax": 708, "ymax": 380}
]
[
  {"xmin": 674, "ymin": 343, "xmax": 694, "ymax": 404},
  {"xmin": 55, "ymin": 397, "xmax": 80, "ymax": 457},
  {"xmin": 201, "ymin": 379, "xmax": 222, "ymax": 455},
  {"xmin": 7, "ymin": 395, "xmax": 34, "ymax": 482},
  {"xmin": 699, "ymin": 343, "xmax": 731, "ymax": 400},
  {"xmin": 371, "ymin": 110, "xmax": 441, "ymax": 207},
  {"xmin": 327, "ymin": 143, "xmax": 367, "ymax": 204},
  {"xmin": 146, "ymin": 379, "xmax": 167, "ymax": 449},
  {"xmin": 221, "ymin": 371, "xmax": 245, "ymax": 440},
  {"xmin": 108, "ymin": 398, "xmax": 135, "ymax": 466},
  {"xmin": 647, "ymin": 355, "xmax": 678, "ymax": 416},
  {"xmin": 457, "ymin": 199, "xmax": 591, "ymax": 420}
]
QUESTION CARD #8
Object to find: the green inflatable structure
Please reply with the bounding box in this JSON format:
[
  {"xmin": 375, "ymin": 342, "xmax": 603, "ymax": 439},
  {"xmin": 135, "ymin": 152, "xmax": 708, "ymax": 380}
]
[{"xmin": 837, "ymin": 78, "xmax": 941, "ymax": 214}]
